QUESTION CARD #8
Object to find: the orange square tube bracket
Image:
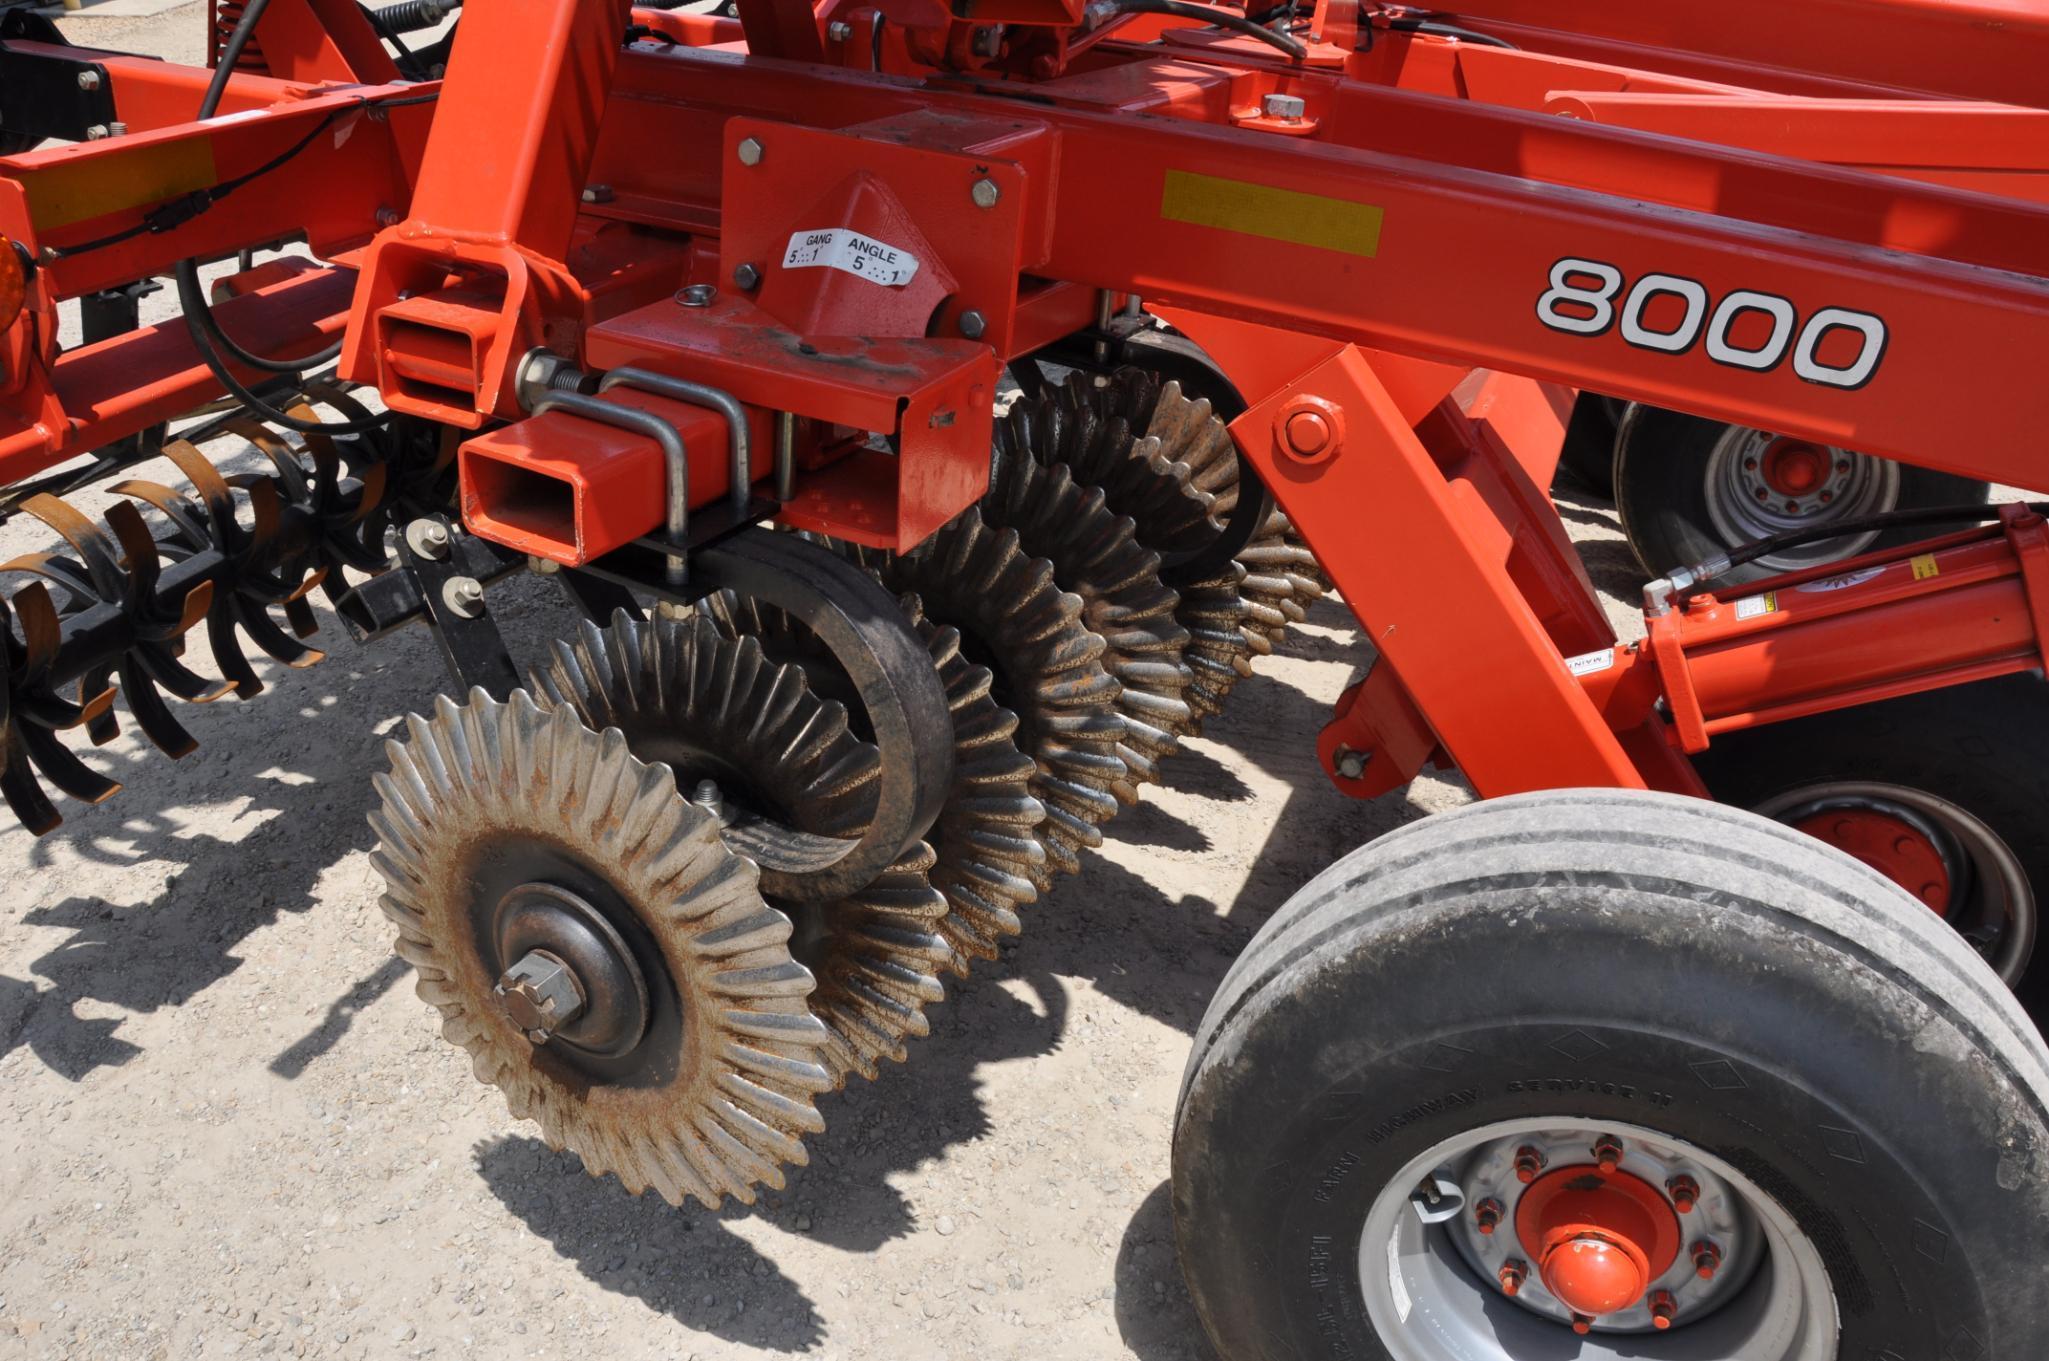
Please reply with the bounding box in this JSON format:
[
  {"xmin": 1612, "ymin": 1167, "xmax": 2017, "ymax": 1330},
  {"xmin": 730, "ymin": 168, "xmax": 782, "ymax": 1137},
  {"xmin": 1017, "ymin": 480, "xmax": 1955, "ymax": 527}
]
[{"xmin": 459, "ymin": 389, "xmax": 728, "ymax": 566}]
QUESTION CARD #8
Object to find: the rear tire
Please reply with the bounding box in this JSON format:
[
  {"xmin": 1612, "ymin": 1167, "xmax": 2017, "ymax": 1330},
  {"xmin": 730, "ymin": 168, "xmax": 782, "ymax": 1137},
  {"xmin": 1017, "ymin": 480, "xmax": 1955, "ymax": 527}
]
[
  {"xmin": 1693, "ymin": 673, "xmax": 2047, "ymax": 1011},
  {"xmin": 1614, "ymin": 406, "xmax": 1988, "ymax": 583},
  {"xmin": 1173, "ymin": 790, "xmax": 2049, "ymax": 1361},
  {"xmin": 1553, "ymin": 392, "xmax": 1624, "ymax": 496}
]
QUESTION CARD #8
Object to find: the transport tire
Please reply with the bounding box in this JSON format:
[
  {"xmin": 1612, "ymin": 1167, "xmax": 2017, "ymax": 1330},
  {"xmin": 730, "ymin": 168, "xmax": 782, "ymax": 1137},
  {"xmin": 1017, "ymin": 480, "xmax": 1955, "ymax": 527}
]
[
  {"xmin": 1614, "ymin": 405, "xmax": 1988, "ymax": 584},
  {"xmin": 1173, "ymin": 789, "xmax": 2049, "ymax": 1361},
  {"xmin": 1693, "ymin": 673, "xmax": 2047, "ymax": 1011},
  {"xmin": 1552, "ymin": 392, "xmax": 1624, "ymax": 496}
]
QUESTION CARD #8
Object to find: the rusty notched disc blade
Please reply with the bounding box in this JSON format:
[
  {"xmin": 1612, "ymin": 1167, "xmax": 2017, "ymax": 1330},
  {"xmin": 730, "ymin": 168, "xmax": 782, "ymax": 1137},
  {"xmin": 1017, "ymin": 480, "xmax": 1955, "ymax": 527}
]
[
  {"xmin": 537, "ymin": 611, "xmax": 970, "ymax": 1088},
  {"xmin": 370, "ymin": 688, "xmax": 835, "ymax": 1208}
]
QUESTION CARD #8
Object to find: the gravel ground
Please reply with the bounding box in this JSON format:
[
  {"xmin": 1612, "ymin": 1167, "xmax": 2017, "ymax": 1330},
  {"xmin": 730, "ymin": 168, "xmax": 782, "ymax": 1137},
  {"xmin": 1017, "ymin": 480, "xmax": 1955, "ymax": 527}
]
[{"xmin": 0, "ymin": 12, "xmax": 1647, "ymax": 1359}]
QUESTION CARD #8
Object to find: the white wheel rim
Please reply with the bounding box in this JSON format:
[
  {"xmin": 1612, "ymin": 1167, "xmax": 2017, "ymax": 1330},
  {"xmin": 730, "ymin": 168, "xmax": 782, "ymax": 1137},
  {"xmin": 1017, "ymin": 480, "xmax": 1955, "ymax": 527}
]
[
  {"xmin": 1701, "ymin": 427, "xmax": 1898, "ymax": 570},
  {"xmin": 1358, "ymin": 1117, "xmax": 1839, "ymax": 1361}
]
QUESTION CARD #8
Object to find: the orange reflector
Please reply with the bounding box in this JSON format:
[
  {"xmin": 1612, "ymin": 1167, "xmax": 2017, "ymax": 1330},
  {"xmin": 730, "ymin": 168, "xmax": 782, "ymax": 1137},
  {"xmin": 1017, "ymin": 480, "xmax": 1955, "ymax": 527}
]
[{"xmin": 0, "ymin": 235, "xmax": 25, "ymax": 335}]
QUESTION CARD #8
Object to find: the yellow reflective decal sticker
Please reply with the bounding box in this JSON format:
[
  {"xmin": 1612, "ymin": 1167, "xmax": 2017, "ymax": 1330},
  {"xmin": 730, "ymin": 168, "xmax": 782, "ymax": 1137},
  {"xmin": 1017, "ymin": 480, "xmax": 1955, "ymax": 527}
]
[
  {"xmin": 21, "ymin": 137, "xmax": 219, "ymax": 233},
  {"xmin": 1910, "ymin": 553, "xmax": 1939, "ymax": 581},
  {"xmin": 1160, "ymin": 169, "xmax": 1383, "ymax": 258}
]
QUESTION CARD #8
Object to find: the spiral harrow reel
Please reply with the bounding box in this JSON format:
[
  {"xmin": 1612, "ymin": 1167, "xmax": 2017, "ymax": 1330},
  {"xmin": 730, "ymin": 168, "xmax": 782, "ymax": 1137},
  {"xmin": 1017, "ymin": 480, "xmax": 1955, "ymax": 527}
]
[
  {"xmin": 0, "ymin": 404, "xmax": 447, "ymax": 833},
  {"xmin": 366, "ymin": 364, "xmax": 1329, "ymax": 1207}
]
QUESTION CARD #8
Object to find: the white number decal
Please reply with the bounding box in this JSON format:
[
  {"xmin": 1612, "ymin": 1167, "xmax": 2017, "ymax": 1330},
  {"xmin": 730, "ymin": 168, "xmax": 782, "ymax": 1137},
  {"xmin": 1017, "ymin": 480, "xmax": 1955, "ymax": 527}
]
[
  {"xmin": 1620, "ymin": 274, "xmax": 1708, "ymax": 353},
  {"xmin": 1538, "ymin": 259, "xmax": 1887, "ymax": 390},
  {"xmin": 1705, "ymin": 290, "xmax": 1796, "ymax": 371},
  {"xmin": 1536, "ymin": 258, "xmax": 1622, "ymax": 335},
  {"xmin": 1793, "ymin": 307, "xmax": 1888, "ymax": 389}
]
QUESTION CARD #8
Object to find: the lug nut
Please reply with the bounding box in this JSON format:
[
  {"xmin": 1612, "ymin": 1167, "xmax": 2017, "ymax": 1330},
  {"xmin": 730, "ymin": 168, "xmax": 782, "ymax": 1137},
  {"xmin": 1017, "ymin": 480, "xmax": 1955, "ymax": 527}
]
[
  {"xmin": 1592, "ymin": 1134, "xmax": 1624, "ymax": 1175},
  {"xmin": 495, "ymin": 949, "xmax": 586, "ymax": 1042},
  {"xmin": 1513, "ymin": 1146, "xmax": 1545, "ymax": 1184},
  {"xmin": 1473, "ymin": 1198, "xmax": 1502, "ymax": 1236},
  {"xmin": 1668, "ymin": 1175, "xmax": 1699, "ymax": 1213},
  {"xmin": 1497, "ymin": 1260, "xmax": 1526, "ymax": 1297},
  {"xmin": 1692, "ymin": 1240, "xmax": 1723, "ymax": 1281},
  {"xmin": 1650, "ymin": 1290, "xmax": 1678, "ymax": 1330}
]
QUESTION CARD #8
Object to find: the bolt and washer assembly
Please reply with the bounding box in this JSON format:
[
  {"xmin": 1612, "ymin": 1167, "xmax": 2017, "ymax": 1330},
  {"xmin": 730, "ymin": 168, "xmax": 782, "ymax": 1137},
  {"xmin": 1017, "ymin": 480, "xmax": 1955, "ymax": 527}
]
[{"xmin": 495, "ymin": 949, "xmax": 588, "ymax": 1043}]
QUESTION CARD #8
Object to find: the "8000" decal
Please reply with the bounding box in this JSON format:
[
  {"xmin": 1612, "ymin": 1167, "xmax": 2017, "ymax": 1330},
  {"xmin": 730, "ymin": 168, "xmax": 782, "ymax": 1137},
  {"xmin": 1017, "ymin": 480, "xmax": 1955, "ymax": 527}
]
[{"xmin": 1536, "ymin": 258, "xmax": 1888, "ymax": 390}]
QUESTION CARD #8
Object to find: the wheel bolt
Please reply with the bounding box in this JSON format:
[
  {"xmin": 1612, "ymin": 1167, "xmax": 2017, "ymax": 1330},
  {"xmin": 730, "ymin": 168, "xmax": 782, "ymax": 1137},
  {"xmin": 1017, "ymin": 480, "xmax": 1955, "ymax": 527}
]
[
  {"xmin": 1667, "ymin": 1175, "xmax": 1699, "ymax": 1213},
  {"xmin": 1650, "ymin": 1290, "xmax": 1678, "ymax": 1330},
  {"xmin": 1473, "ymin": 1198, "xmax": 1502, "ymax": 1236},
  {"xmin": 1592, "ymin": 1134, "xmax": 1624, "ymax": 1175},
  {"xmin": 1693, "ymin": 1240, "xmax": 1724, "ymax": 1280},
  {"xmin": 1498, "ymin": 1260, "xmax": 1526, "ymax": 1297},
  {"xmin": 1513, "ymin": 1146, "xmax": 1545, "ymax": 1184}
]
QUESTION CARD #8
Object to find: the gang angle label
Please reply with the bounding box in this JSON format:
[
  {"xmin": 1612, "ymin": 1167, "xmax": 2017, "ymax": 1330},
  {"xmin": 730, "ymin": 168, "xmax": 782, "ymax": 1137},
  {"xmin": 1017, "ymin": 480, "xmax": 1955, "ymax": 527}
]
[{"xmin": 782, "ymin": 229, "xmax": 921, "ymax": 287}]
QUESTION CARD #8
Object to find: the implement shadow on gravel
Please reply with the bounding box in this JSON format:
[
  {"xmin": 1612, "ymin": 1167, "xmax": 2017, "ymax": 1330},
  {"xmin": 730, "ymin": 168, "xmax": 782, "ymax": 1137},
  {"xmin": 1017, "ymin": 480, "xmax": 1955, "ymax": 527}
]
[
  {"xmin": 0, "ymin": 571, "xmax": 586, "ymax": 1081},
  {"xmin": 473, "ymin": 1135, "xmax": 829, "ymax": 1351},
  {"xmin": 2, "ymin": 686, "xmax": 386, "ymax": 1079},
  {"xmin": 1114, "ymin": 1180, "xmax": 1215, "ymax": 1361}
]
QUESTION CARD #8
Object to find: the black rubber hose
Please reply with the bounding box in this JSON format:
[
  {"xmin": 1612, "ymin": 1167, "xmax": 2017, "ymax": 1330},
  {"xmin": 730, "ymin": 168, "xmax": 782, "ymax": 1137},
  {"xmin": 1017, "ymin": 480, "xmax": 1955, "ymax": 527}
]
[
  {"xmin": 1678, "ymin": 501, "xmax": 2049, "ymax": 592},
  {"xmin": 1383, "ymin": 14, "xmax": 1517, "ymax": 48},
  {"xmin": 1094, "ymin": 0, "xmax": 1308, "ymax": 58},
  {"xmin": 176, "ymin": 0, "xmax": 396, "ymax": 435}
]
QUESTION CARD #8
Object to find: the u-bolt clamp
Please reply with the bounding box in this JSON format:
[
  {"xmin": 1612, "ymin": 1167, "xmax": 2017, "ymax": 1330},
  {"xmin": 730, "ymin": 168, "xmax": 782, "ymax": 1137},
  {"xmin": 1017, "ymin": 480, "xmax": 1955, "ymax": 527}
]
[
  {"xmin": 530, "ymin": 390, "xmax": 690, "ymax": 588},
  {"xmin": 598, "ymin": 367, "xmax": 753, "ymax": 520}
]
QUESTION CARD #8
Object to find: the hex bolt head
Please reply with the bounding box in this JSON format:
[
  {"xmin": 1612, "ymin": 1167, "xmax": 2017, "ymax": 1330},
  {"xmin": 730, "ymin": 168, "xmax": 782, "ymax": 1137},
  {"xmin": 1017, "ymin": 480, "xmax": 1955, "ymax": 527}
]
[
  {"xmin": 676, "ymin": 283, "xmax": 718, "ymax": 308},
  {"xmin": 1497, "ymin": 1260, "xmax": 1527, "ymax": 1297},
  {"xmin": 971, "ymin": 177, "xmax": 1001, "ymax": 210},
  {"xmin": 828, "ymin": 19, "xmax": 853, "ymax": 39},
  {"xmin": 1473, "ymin": 1198, "xmax": 1502, "ymax": 1236},
  {"xmin": 737, "ymin": 136, "xmax": 765, "ymax": 166},
  {"xmin": 1261, "ymin": 92, "xmax": 1306, "ymax": 122},
  {"xmin": 733, "ymin": 262, "xmax": 762, "ymax": 291},
  {"xmin": 77, "ymin": 69, "xmax": 102, "ymax": 91},
  {"xmin": 1513, "ymin": 1146, "xmax": 1545, "ymax": 1184},
  {"xmin": 404, "ymin": 518, "xmax": 452, "ymax": 561},
  {"xmin": 1668, "ymin": 1175, "xmax": 1700, "ymax": 1214},
  {"xmin": 1592, "ymin": 1134, "xmax": 1625, "ymax": 1175},
  {"xmin": 376, "ymin": 206, "xmax": 401, "ymax": 228},
  {"xmin": 1692, "ymin": 1240, "xmax": 1724, "ymax": 1281},
  {"xmin": 959, "ymin": 309, "xmax": 988, "ymax": 340},
  {"xmin": 442, "ymin": 575, "xmax": 486, "ymax": 618},
  {"xmin": 1650, "ymin": 1290, "xmax": 1678, "ymax": 1331},
  {"xmin": 85, "ymin": 125, "xmax": 111, "ymax": 141},
  {"xmin": 494, "ymin": 949, "xmax": 586, "ymax": 1042}
]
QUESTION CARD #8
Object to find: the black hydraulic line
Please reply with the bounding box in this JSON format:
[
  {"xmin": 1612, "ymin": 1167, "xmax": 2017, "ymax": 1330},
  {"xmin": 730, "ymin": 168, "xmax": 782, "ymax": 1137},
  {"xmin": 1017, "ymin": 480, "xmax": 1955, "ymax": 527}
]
[{"xmin": 1090, "ymin": 0, "xmax": 1309, "ymax": 58}]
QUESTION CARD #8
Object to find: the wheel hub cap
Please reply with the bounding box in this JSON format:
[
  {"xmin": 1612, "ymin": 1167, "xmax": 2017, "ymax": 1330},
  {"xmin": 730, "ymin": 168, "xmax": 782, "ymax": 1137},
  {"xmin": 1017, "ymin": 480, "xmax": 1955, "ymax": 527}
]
[
  {"xmin": 1517, "ymin": 1165, "xmax": 1682, "ymax": 1325},
  {"xmin": 1795, "ymin": 806, "xmax": 1953, "ymax": 914},
  {"xmin": 492, "ymin": 881, "xmax": 652, "ymax": 1056},
  {"xmin": 1759, "ymin": 439, "xmax": 1827, "ymax": 498}
]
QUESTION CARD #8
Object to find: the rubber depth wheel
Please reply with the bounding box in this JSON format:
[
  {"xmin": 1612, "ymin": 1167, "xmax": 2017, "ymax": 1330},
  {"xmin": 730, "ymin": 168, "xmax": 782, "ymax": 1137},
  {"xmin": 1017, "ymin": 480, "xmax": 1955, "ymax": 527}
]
[
  {"xmin": 1692, "ymin": 673, "xmax": 2047, "ymax": 1012},
  {"xmin": 1614, "ymin": 405, "xmax": 1988, "ymax": 585},
  {"xmin": 1173, "ymin": 790, "xmax": 2049, "ymax": 1361}
]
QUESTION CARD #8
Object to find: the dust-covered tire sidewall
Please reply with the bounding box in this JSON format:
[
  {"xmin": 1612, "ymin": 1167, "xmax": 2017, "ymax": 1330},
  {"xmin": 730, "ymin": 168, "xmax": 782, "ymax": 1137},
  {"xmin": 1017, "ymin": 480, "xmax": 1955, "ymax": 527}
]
[{"xmin": 1174, "ymin": 796, "xmax": 2049, "ymax": 1361}]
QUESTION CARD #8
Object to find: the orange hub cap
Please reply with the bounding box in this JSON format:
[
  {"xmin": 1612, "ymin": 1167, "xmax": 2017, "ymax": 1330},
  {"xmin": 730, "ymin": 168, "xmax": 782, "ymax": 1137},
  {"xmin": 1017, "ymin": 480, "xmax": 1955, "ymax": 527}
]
[
  {"xmin": 1760, "ymin": 438, "xmax": 1827, "ymax": 497},
  {"xmin": 1796, "ymin": 807, "xmax": 1951, "ymax": 915},
  {"xmin": 1515, "ymin": 1166, "xmax": 1683, "ymax": 1323}
]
